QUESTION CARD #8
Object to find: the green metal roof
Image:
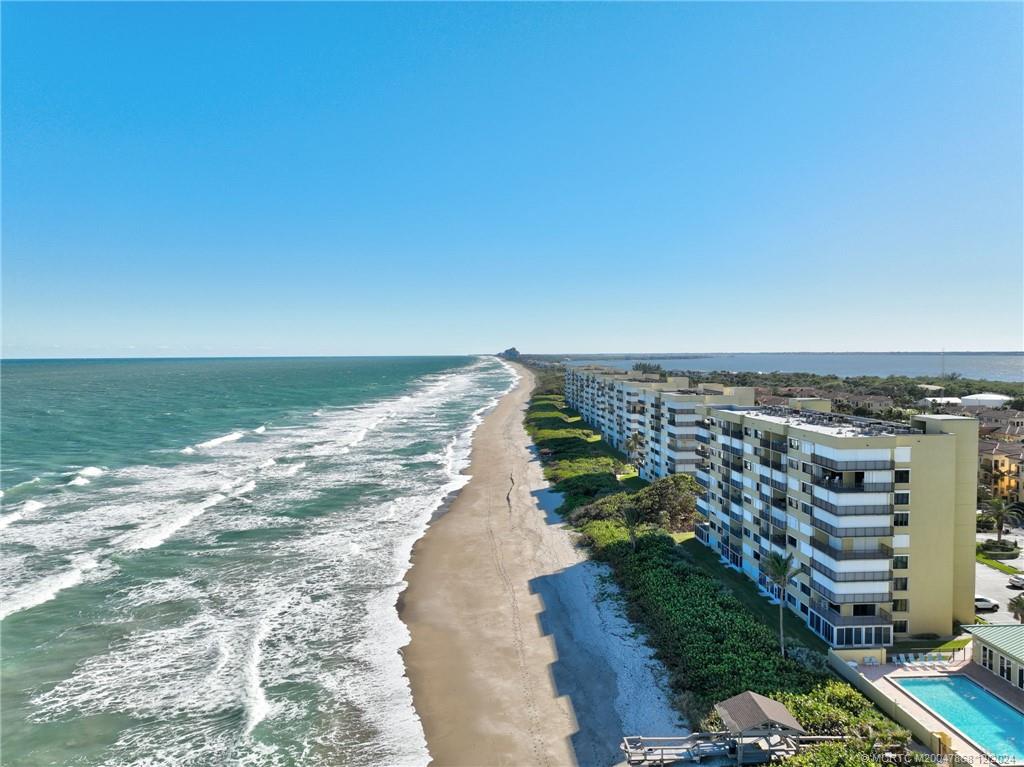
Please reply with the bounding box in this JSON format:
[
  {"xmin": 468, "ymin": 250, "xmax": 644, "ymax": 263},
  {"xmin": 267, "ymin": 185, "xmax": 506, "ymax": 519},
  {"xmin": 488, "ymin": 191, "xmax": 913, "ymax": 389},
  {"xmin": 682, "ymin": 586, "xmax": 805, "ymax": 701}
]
[{"xmin": 964, "ymin": 624, "xmax": 1024, "ymax": 662}]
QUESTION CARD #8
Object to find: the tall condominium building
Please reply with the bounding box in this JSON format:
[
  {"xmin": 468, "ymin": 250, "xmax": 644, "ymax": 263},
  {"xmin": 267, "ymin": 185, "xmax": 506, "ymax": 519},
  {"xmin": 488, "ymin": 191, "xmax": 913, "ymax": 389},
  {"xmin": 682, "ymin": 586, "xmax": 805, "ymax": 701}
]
[
  {"xmin": 694, "ymin": 405, "xmax": 978, "ymax": 648},
  {"xmin": 563, "ymin": 366, "xmax": 755, "ymax": 480}
]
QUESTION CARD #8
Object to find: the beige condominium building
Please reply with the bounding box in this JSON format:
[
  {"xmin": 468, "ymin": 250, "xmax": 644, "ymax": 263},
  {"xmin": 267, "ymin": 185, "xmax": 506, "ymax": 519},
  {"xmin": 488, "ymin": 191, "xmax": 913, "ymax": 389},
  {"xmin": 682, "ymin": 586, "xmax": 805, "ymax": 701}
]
[
  {"xmin": 694, "ymin": 405, "xmax": 978, "ymax": 648},
  {"xmin": 564, "ymin": 366, "xmax": 979, "ymax": 649},
  {"xmin": 564, "ymin": 366, "xmax": 755, "ymax": 480}
]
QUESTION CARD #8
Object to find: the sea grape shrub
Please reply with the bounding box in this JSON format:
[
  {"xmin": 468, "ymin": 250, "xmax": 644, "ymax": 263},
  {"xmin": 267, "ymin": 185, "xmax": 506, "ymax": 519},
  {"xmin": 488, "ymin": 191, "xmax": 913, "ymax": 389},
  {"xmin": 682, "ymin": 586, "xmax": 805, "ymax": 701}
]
[{"xmin": 569, "ymin": 475, "xmax": 700, "ymax": 532}]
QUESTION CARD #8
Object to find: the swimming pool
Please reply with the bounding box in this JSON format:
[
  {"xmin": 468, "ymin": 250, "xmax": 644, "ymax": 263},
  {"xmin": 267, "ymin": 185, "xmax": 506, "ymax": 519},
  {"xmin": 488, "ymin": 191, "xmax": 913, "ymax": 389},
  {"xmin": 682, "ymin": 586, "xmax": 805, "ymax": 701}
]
[{"xmin": 896, "ymin": 676, "xmax": 1024, "ymax": 764}]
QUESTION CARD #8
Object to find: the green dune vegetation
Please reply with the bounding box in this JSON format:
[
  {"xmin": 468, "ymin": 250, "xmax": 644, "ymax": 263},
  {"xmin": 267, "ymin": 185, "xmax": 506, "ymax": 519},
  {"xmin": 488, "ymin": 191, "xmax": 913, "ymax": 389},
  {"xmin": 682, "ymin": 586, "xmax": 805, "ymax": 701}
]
[{"xmin": 524, "ymin": 369, "xmax": 928, "ymax": 766}]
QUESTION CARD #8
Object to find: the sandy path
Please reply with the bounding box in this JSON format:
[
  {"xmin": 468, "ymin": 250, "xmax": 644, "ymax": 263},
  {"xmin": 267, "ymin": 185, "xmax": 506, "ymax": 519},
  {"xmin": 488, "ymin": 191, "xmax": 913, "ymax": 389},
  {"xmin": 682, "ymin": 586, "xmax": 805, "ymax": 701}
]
[{"xmin": 399, "ymin": 364, "xmax": 681, "ymax": 767}]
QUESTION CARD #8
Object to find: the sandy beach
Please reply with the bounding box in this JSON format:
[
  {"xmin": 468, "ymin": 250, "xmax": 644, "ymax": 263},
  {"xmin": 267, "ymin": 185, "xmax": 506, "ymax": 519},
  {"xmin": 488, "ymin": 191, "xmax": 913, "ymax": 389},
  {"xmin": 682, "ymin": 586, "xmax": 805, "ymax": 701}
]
[{"xmin": 400, "ymin": 363, "xmax": 681, "ymax": 767}]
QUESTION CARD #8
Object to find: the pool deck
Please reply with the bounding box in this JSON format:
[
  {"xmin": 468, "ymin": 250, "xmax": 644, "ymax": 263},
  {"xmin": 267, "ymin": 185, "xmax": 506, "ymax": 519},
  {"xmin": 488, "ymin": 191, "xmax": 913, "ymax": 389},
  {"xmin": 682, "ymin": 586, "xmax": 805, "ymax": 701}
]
[{"xmin": 856, "ymin": 658, "xmax": 1024, "ymax": 766}]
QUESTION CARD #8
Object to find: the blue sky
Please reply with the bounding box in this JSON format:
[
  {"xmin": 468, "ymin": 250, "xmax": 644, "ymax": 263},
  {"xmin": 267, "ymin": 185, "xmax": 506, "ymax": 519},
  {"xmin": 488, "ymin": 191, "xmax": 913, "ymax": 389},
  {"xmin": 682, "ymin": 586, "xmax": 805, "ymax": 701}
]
[{"xmin": 3, "ymin": 2, "xmax": 1021, "ymax": 357}]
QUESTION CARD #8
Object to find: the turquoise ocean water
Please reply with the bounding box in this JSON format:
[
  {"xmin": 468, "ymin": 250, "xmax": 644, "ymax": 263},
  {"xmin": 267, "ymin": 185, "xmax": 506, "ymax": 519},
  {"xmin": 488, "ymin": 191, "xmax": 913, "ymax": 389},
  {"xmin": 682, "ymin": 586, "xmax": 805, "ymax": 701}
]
[{"xmin": 0, "ymin": 356, "xmax": 517, "ymax": 766}]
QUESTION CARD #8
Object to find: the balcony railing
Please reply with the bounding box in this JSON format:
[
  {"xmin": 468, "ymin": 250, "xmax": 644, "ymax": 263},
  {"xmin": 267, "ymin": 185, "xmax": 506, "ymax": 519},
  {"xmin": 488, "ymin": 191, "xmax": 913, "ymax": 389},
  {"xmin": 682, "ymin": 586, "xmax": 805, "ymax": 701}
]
[
  {"xmin": 813, "ymin": 455, "xmax": 894, "ymax": 471},
  {"xmin": 810, "ymin": 517, "xmax": 893, "ymax": 538},
  {"xmin": 810, "ymin": 538, "xmax": 893, "ymax": 560},
  {"xmin": 810, "ymin": 559, "xmax": 892, "ymax": 583},
  {"xmin": 814, "ymin": 480, "xmax": 894, "ymax": 493},
  {"xmin": 813, "ymin": 499, "xmax": 893, "ymax": 516},
  {"xmin": 811, "ymin": 599, "xmax": 893, "ymax": 626},
  {"xmin": 811, "ymin": 581, "xmax": 892, "ymax": 605}
]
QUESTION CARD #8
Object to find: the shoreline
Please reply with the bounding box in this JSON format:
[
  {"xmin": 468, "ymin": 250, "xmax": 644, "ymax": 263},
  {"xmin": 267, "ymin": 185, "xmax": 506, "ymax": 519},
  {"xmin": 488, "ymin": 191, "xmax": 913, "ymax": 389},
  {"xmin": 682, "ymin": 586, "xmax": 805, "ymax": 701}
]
[{"xmin": 398, "ymin": 363, "xmax": 681, "ymax": 766}]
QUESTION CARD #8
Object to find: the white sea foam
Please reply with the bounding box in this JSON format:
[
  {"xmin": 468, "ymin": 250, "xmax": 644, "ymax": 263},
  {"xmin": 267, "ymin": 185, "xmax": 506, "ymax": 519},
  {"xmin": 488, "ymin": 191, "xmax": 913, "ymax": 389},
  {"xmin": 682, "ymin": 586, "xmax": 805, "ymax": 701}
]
[
  {"xmin": 117, "ymin": 493, "xmax": 227, "ymax": 552},
  {"xmin": 179, "ymin": 446, "xmax": 197, "ymax": 455},
  {"xmin": 0, "ymin": 512, "xmax": 25, "ymax": 530},
  {"xmin": 195, "ymin": 432, "xmax": 245, "ymax": 450},
  {"xmin": 0, "ymin": 554, "xmax": 103, "ymax": 619},
  {"xmin": 242, "ymin": 610, "xmax": 275, "ymax": 736},
  {"xmin": 67, "ymin": 476, "xmax": 90, "ymax": 486},
  {"xmin": 78, "ymin": 466, "xmax": 106, "ymax": 478},
  {"xmin": 253, "ymin": 425, "xmax": 267, "ymax": 435},
  {"xmin": 22, "ymin": 499, "xmax": 46, "ymax": 513}
]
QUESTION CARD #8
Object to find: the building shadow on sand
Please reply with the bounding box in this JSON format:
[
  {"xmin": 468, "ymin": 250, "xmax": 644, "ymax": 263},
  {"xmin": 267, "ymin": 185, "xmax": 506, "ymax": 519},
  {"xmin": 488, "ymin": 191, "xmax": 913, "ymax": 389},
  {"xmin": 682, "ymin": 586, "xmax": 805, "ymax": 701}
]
[{"xmin": 529, "ymin": 563, "xmax": 629, "ymax": 767}]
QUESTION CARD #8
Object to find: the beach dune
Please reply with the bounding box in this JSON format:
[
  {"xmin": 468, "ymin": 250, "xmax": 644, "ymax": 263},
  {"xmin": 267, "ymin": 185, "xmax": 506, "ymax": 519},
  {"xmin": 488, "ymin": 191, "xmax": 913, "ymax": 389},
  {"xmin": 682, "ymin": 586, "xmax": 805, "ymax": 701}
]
[{"xmin": 400, "ymin": 364, "xmax": 680, "ymax": 767}]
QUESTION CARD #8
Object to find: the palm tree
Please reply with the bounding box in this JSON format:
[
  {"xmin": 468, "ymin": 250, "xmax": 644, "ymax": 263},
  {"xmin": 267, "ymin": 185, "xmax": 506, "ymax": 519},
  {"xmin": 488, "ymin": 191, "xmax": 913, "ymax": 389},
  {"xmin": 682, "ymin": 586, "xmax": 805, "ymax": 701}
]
[
  {"xmin": 621, "ymin": 505, "xmax": 643, "ymax": 552},
  {"xmin": 1009, "ymin": 594, "xmax": 1024, "ymax": 624},
  {"xmin": 762, "ymin": 552, "xmax": 800, "ymax": 658},
  {"xmin": 625, "ymin": 432, "xmax": 645, "ymax": 474},
  {"xmin": 985, "ymin": 499, "xmax": 1024, "ymax": 544}
]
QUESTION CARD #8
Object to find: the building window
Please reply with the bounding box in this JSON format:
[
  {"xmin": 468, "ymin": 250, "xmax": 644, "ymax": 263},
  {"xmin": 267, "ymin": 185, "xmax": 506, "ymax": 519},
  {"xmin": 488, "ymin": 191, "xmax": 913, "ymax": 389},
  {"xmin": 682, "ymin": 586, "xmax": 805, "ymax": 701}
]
[
  {"xmin": 1000, "ymin": 655, "xmax": 1012, "ymax": 681},
  {"xmin": 787, "ymin": 535, "xmax": 797, "ymax": 547},
  {"xmin": 894, "ymin": 512, "xmax": 910, "ymax": 528},
  {"xmin": 852, "ymin": 604, "xmax": 876, "ymax": 617},
  {"xmin": 743, "ymin": 460, "xmax": 752, "ymax": 471},
  {"xmin": 788, "ymin": 497, "xmax": 798, "ymax": 509},
  {"xmin": 893, "ymin": 556, "xmax": 909, "ymax": 570},
  {"xmin": 1018, "ymin": 666, "xmax": 1024, "ymax": 690},
  {"xmin": 895, "ymin": 470, "xmax": 910, "ymax": 484},
  {"xmin": 894, "ymin": 492, "xmax": 910, "ymax": 505},
  {"xmin": 789, "ymin": 438, "xmax": 800, "ymax": 449},
  {"xmin": 894, "ymin": 620, "xmax": 909, "ymax": 634},
  {"xmin": 801, "ymin": 482, "xmax": 812, "ymax": 494},
  {"xmin": 893, "ymin": 578, "xmax": 909, "ymax": 591},
  {"xmin": 801, "ymin": 462, "xmax": 812, "ymax": 474},
  {"xmin": 744, "ymin": 427, "xmax": 752, "ymax": 436},
  {"xmin": 982, "ymin": 646, "xmax": 993, "ymax": 670},
  {"xmin": 892, "ymin": 599, "xmax": 909, "ymax": 613},
  {"xmin": 800, "ymin": 582, "xmax": 810, "ymax": 596}
]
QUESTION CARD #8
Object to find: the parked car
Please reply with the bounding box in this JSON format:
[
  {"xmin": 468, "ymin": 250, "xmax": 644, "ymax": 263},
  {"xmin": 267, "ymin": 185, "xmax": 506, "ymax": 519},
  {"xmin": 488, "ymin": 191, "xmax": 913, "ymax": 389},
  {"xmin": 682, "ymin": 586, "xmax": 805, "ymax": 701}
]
[
  {"xmin": 1008, "ymin": 574, "xmax": 1024, "ymax": 589},
  {"xmin": 975, "ymin": 596, "xmax": 999, "ymax": 611}
]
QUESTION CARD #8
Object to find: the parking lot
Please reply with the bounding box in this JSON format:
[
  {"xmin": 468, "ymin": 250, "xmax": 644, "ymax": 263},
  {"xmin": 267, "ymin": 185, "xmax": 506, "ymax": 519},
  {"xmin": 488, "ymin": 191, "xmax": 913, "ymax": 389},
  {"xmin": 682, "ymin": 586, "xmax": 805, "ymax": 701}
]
[{"xmin": 973, "ymin": 527, "xmax": 1022, "ymax": 616}]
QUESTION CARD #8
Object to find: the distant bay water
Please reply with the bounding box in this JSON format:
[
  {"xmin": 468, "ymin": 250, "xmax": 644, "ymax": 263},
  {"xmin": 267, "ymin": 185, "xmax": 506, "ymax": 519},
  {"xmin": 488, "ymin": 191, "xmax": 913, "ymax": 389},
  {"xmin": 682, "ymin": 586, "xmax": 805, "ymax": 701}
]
[
  {"xmin": 568, "ymin": 352, "xmax": 1023, "ymax": 381},
  {"xmin": 0, "ymin": 356, "xmax": 517, "ymax": 767}
]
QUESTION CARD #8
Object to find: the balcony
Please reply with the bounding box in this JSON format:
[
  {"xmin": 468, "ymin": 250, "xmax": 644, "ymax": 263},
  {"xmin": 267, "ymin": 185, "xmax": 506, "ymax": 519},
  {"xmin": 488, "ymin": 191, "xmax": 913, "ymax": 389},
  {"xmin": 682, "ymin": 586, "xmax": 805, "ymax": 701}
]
[
  {"xmin": 813, "ymin": 454, "xmax": 894, "ymax": 471},
  {"xmin": 760, "ymin": 438, "xmax": 788, "ymax": 454},
  {"xmin": 811, "ymin": 581, "xmax": 892, "ymax": 605},
  {"xmin": 810, "ymin": 517, "xmax": 893, "ymax": 538},
  {"xmin": 810, "ymin": 559, "xmax": 892, "ymax": 583},
  {"xmin": 810, "ymin": 538, "xmax": 893, "ymax": 560},
  {"xmin": 814, "ymin": 479, "xmax": 894, "ymax": 493},
  {"xmin": 811, "ymin": 599, "xmax": 893, "ymax": 626},
  {"xmin": 813, "ymin": 499, "xmax": 893, "ymax": 516}
]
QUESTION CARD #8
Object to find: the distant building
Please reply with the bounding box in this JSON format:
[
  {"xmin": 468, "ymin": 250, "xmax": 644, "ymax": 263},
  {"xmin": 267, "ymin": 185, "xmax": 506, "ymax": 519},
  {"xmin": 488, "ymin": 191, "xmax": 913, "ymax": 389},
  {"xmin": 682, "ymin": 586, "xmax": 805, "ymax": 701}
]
[
  {"xmin": 917, "ymin": 384, "xmax": 946, "ymax": 395},
  {"xmin": 832, "ymin": 394, "xmax": 896, "ymax": 415},
  {"xmin": 962, "ymin": 393, "xmax": 1013, "ymax": 409},
  {"xmin": 497, "ymin": 347, "xmax": 521, "ymax": 361},
  {"xmin": 978, "ymin": 440, "xmax": 1024, "ymax": 502},
  {"xmin": 916, "ymin": 396, "xmax": 962, "ymax": 409}
]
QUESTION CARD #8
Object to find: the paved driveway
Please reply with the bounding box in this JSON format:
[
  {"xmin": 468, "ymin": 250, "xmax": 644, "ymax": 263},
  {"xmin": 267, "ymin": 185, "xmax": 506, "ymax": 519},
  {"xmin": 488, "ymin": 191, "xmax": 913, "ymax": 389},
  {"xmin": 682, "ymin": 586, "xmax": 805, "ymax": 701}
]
[{"xmin": 973, "ymin": 524, "xmax": 1023, "ymax": 615}]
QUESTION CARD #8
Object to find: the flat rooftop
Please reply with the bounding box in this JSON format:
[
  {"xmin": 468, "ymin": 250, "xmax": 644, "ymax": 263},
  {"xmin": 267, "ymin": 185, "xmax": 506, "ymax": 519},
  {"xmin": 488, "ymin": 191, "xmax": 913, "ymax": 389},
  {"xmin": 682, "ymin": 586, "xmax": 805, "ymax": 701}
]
[{"xmin": 714, "ymin": 405, "xmax": 920, "ymax": 438}]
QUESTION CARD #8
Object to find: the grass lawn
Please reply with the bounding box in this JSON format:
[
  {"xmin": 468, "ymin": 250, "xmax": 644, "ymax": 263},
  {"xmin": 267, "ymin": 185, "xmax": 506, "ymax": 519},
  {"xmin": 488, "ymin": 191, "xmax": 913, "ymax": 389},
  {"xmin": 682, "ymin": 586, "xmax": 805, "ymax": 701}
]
[
  {"xmin": 891, "ymin": 636, "xmax": 971, "ymax": 652},
  {"xmin": 976, "ymin": 551, "xmax": 1022, "ymax": 575},
  {"xmin": 675, "ymin": 536, "xmax": 829, "ymax": 653}
]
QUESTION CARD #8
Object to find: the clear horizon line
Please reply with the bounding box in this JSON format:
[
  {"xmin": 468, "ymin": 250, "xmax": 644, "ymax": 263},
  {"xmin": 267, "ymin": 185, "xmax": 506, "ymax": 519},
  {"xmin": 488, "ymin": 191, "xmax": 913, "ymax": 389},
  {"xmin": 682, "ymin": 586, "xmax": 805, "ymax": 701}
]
[{"xmin": 2, "ymin": 349, "xmax": 1023, "ymax": 363}]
